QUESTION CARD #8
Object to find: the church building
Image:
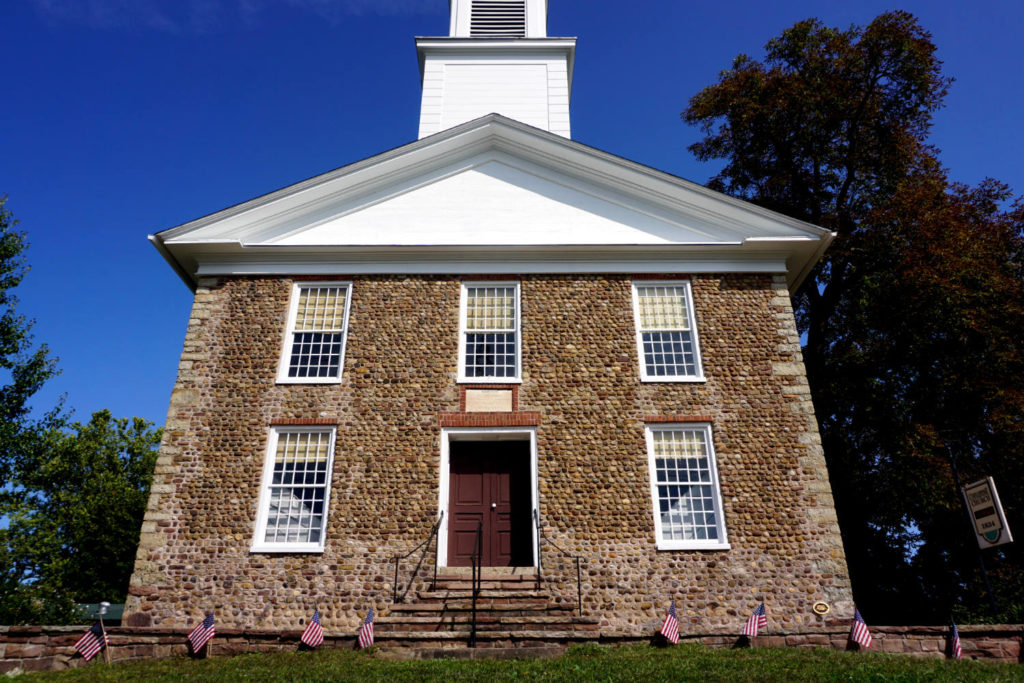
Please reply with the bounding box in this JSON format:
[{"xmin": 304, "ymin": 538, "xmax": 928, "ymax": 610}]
[{"xmin": 126, "ymin": 0, "xmax": 853, "ymax": 642}]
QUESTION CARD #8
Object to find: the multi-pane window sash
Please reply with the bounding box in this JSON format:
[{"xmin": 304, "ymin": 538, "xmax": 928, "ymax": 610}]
[
  {"xmin": 252, "ymin": 428, "xmax": 336, "ymax": 553},
  {"xmin": 460, "ymin": 283, "xmax": 520, "ymax": 381},
  {"xmin": 278, "ymin": 283, "xmax": 351, "ymax": 383},
  {"xmin": 633, "ymin": 282, "xmax": 703, "ymax": 381},
  {"xmin": 646, "ymin": 425, "xmax": 729, "ymax": 550}
]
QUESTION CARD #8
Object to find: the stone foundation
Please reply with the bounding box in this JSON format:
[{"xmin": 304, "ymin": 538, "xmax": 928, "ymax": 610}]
[{"xmin": 1, "ymin": 625, "xmax": 1019, "ymax": 672}]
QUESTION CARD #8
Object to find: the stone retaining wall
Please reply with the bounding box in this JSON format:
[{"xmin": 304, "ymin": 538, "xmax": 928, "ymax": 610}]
[
  {"xmin": 0, "ymin": 625, "xmax": 354, "ymax": 673},
  {"xmin": 1, "ymin": 625, "xmax": 1019, "ymax": 672},
  {"xmin": 738, "ymin": 624, "xmax": 1021, "ymax": 661}
]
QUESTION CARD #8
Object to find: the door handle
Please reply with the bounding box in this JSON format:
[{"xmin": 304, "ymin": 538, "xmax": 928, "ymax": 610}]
[{"xmin": 491, "ymin": 503, "xmax": 497, "ymax": 509}]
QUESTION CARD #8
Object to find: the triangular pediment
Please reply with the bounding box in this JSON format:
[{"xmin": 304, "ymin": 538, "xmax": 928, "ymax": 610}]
[
  {"xmin": 263, "ymin": 157, "xmax": 756, "ymax": 247},
  {"xmin": 154, "ymin": 115, "xmax": 831, "ymax": 291}
]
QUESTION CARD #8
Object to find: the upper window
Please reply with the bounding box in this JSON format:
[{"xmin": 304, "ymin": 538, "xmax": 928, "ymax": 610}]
[
  {"xmin": 277, "ymin": 282, "xmax": 352, "ymax": 383},
  {"xmin": 458, "ymin": 282, "xmax": 521, "ymax": 382},
  {"xmin": 631, "ymin": 281, "xmax": 704, "ymax": 381},
  {"xmin": 252, "ymin": 427, "xmax": 336, "ymax": 553},
  {"xmin": 645, "ymin": 424, "xmax": 729, "ymax": 550}
]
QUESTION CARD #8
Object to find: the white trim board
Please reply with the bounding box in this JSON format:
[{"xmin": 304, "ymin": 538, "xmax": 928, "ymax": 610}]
[{"xmin": 192, "ymin": 256, "xmax": 792, "ymax": 277}]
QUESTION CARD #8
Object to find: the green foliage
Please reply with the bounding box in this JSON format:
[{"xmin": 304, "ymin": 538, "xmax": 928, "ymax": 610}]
[
  {"xmin": 0, "ymin": 195, "xmax": 63, "ymax": 488},
  {"xmin": 684, "ymin": 13, "xmax": 1024, "ymax": 623},
  {"xmin": 21, "ymin": 643, "xmax": 1024, "ymax": 682},
  {"xmin": 0, "ymin": 196, "xmax": 162, "ymax": 624},
  {"xmin": 1, "ymin": 411, "xmax": 162, "ymax": 624}
]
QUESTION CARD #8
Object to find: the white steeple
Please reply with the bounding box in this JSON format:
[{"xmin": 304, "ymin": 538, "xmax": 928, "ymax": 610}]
[{"xmin": 416, "ymin": 0, "xmax": 575, "ymax": 139}]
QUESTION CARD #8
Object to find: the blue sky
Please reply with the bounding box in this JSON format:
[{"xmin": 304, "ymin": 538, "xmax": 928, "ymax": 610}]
[{"xmin": 2, "ymin": 0, "xmax": 1022, "ymax": 429}]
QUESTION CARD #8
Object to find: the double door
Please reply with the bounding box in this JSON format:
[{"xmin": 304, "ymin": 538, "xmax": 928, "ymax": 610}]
[{"xmin": 448, "ymin": 441, "xmax": 531, "ymax": 567}]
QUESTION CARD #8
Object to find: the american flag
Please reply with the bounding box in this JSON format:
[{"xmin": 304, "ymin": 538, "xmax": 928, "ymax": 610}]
[
  {"xmin": 73, "ymin": 621, "xmax": 108, "ymax": 662},
  {"xmin": 741, "ymin": 602, "xmax": 768, "ymax": 637},
  {"xmin": 357, "ymin": 607, "xmax": 374, "ymax": 649},
  {"xmin": 188, "ymin": 612, "xmax": 216, "ymax": 653},
  {"xmin": 950, "ymin": 621, "xmax": 962, "ymax": 660},
  {"xmin": 849, "ymin": 608, "xmax": 872, "ymax": 649},
  {"xmin": 659, "ymin": 600, "xmax": 679, "ymax": 644},
  {"xmin": 301, "ymin": 608, "xmax": 324, "ymax": 648}
]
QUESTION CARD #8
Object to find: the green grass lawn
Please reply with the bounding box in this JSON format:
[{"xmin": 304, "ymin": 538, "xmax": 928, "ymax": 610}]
[{"xmin": 23, "ymin": 643, "xmax": 1024, "ymax": 682}]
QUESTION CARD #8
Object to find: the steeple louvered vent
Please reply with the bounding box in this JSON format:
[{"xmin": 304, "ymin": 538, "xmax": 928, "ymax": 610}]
[{"xmin": 470, "ymin": 0, "xmax": 527, "ymax": 37}]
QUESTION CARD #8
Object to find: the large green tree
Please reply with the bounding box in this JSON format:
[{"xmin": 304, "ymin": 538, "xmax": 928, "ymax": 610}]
[
  {"xmin": 0, "ymin": 411, "xmax": 162, "ymax": 624},
  {"xmin": 684, "ymin": 12, "xmax": 1024, "ymax": 623},
  {"xmin": 0, "ymin": 196, "xmax": 62, "ymax": 488},
  {"xmin": 0, "ymin": 199, "xmax": 163, "ymax": 624}
]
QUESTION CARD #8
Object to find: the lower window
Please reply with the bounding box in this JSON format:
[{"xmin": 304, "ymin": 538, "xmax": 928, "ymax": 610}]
[
  {"xmin": 251, "ymin": 427, "xmax": 336, "ymax": 553},
  {"xmin": 645, "ymin": 424, "xmax": 729, "ymax": 550}
]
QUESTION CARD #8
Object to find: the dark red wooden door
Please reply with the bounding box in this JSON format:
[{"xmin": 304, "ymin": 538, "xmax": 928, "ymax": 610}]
[{"xmin": 448, "ymin": 442, "xmax": 530, "ymax": 567}]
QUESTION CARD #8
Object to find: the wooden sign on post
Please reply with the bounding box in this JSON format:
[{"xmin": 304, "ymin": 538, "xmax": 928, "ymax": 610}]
[{"xmin": 963, "ymin": 477, "xmax": 1013, "ymax": 549}]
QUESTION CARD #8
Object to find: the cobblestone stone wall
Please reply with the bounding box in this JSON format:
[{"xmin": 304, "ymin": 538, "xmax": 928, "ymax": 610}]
[
  {"xmin": 3, "ymin": 624, "xmax": 1020, "ymax": 673},
  {"xmin": 125, "ymin": 273, "xmax": 852, "ymax": 635}
]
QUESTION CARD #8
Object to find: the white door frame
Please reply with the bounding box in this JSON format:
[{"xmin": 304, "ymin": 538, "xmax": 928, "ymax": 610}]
[{"xmin": 437, "ymin": 426, "xmax": 538, "ymax": 568}]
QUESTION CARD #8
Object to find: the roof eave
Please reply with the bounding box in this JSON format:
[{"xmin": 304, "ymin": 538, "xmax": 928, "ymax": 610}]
[{"xmin": 149, "ymin": 233, "xmax": 198, "ymax": 292}]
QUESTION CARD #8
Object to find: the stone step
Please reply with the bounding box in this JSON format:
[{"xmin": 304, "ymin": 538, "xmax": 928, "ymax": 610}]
[
  {"xmin": 374, "ymin": 629, "xmax": 600, "ymax": 648},
  {"xmin": 435, "ymin": 569, "xmax": 538, "ymax": 582},
  {"xmin": 378, "ymin": 614, "xmax": 599, "ymax": 626},
  {"xmin": 376, "ymin": 615, "xmax": 599, "ymax": 633},
  {"xmin": 379, "ymin": 622, "xmax": 596, "ymax": 634},
  {"xmin": 432, "ymin": 581, "xmax": 544, "ymax": 593},
  {"xmin": 385, "ymin": 601, "xmax": 578, "ymax": 616},
  {"xmin": 416, "ymin": 589, "xmax": 551, "ymax": 601}
]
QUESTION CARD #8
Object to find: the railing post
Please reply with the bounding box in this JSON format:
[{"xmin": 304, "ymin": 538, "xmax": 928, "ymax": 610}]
[
  {"xmin": 392, "ymin": 556, "xmax": 399, "ymax": 604},
  {"xmin": 576, "ymin": 556, "xmax": 582, "ymax": 617},
  {"xmin": 432, "ymin": 511, "xmax": 443, "ymax": 591},
  {"xmin": 534, "ymin": 509, "xmax": 542, "ymax": 589},
  {"xmin": 470, "ymin": 520, "xmax": 481, "ymax": 648}
]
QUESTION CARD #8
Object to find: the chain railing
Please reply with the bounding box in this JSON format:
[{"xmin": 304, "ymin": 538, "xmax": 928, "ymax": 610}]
[
  {"xmin": 533, "ymin": 508, "xmax": 583, "ymax": 617},
  {"xmin": 390, "ymin": 511, "xmax": 444, "ymax": 604}
]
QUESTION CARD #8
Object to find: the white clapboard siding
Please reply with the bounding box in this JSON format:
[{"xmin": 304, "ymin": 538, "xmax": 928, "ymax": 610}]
[
  {"xmin": 441, "ymin": 63, "xmax": 550, "ymax": 131},
  {"xmin": 419, "ymin": 52, "xmax": 572, "ymax": 138}
]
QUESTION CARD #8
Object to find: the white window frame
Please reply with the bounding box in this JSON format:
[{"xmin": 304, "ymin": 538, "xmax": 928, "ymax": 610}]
[
  {"xmin": 631, "ymin": 280, "xmax": 705, "ymax": 382},
  {"xmin": 251, "ymin": 426, "xmax": 337, "ymax": 554},
  {"xmin": 645, "ymin": 423, "xmax": 729, "ymax": 551},
  {"xmin": 276, "ymin": 281, "xmax": 353, "ymax": 384},
  {"xmin": 457, "ymin": 281, "xmax": 522, "ymax": 384}
]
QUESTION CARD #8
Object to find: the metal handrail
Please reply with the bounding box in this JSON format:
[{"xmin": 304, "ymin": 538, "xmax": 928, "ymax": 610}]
[
  {"xmin": 469, "ymin": 521, "xmax": 482, "ymax": 648},
  {"xmin": 391, "ymin": 511, "xmax": 444, "ymax": 604},
  {"xmin": 533, "ymin": 509, "xmax": 583, "ymax": 617}
]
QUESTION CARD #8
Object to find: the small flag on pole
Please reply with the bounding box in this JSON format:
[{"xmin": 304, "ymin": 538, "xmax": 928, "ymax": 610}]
[
  {"xmin": 849, "ymin": 608, "xmax": 872, "ymax": 649},
  {"xmin": 188, "ymin": 612, "xmax": 216, "ymax": 653},
  {"xmin": 301, "ymin": 607, "xmax": 324, "ymax": 648},
  {"xmin": 741, "ymin": 602, "xmax": 768, "ymax": 637},
  {"xmin": 357, "ymin": 607, "xmax": 374, "ymax": 649},
  {"xmin": 73, "ymin": 622, "xmax": 109, "ymax": 662},
  {"xmin": 950, "ymin": 621, "xmax": 962, "ymax": 660},
  {"xmin": 659, "ymin": 600, "xmax": 679, "ymax": 644}
]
